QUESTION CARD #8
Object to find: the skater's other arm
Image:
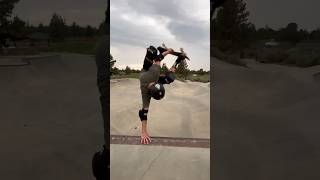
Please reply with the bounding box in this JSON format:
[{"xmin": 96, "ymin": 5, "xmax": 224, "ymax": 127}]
[{"xmin": 153, "ymin": 48, "xmax": 174, "ymax": 63}]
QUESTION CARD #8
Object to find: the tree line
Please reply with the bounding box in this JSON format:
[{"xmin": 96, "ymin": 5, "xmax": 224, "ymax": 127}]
[
  {"xmin": 212, "ymin": 0, "xmax": 320, "ymax": 50},
  {"xmin": 110, "ymin": 54, "xmax": 208, "ymax": 79},
  {"xmin": 0, "ymin": 0, "xmax": 106, "ymax": 42}
]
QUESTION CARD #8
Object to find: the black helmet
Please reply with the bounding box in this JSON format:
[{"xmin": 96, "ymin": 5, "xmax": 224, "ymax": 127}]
[{"xmin": 150, "ymin": 83, "xmax": 165, "ymax": 100}]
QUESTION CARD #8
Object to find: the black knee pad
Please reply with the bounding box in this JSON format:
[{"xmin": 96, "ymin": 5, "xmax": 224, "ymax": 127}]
[
  {"xmin": 158, "ymin": 72, "xmax": 175, "ymax": 84},
  {"xmin": 139, "ymin": 109, "xmax": 148, "ymax": 121},
  {"xmin": 166, "ymin": 72, "xmax": 175, "ymax": 83}
]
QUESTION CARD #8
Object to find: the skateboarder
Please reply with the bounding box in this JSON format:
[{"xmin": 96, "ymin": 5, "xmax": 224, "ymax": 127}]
[{"xmin": 139, "ymin": 45, "xmax": 189, "ymax": 144}]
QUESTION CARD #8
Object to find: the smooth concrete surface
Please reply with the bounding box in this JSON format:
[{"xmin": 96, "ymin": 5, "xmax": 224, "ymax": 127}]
[
  {"xmin": 110, "ymin": 78, "xmax": 210, "ymax": 138},
  {"xmin": 0, "ymin": 54, "xmax": 104, "ymax": 180},
  {"xmin": 110, "ymin": 75, "xmax": 210, "ymax": 180},
  {"xmin": 111, "ymin": 144, "xmax": 210, "ymax": 180},
  {"xmin": 213, "ymin": 58, "xmax": 320, "ymax": 180}
]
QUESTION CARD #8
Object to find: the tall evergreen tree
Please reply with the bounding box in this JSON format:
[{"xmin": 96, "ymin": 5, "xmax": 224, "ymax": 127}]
[
  {"xmin": 49, "ymin": 13, "xmax": 66, "ymax": 40},
  {"xmin": 0, "ymin": 0, "xmax": 20, "ymax": 32},
  {"xmin": 213, "ymin": 0, "xmax": 250, "ymax": 48},
  {"xmin": 176, "ymin": 61, "xmax": 189, "ymax": 80},
  {"xmin": 9, "ymin": 16, "xmax": 26, "ymax": 35}
]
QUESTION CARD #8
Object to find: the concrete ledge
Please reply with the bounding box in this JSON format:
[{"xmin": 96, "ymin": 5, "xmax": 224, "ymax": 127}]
[{"xmin": 111, "ymin": 135, "xmax": 210, "ymax": 148}]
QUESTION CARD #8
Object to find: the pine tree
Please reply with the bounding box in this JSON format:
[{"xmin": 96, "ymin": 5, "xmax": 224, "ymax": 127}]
[
  {"xmin": 213, "ymin": 0, "xmax": 250, "ymax": 48},
  {"xmin": 0, "ymin": 0, "xmax": 20, "ymax": 31},
  {"xmin": 176, "ymin": 62, "xmax": 189, "ymax": 80},
  {"xmin": 49, "ymin": 13, "xmax": 67, "ymax": 40},
  {"xmin": 125, "ymin": 66, "xmax": 131, "ymax": 75}
]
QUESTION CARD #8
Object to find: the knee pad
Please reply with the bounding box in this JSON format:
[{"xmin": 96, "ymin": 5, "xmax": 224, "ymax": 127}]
[
  {"xmin": 139, "ymin": 109, "xmax": 148, "ymax": 121},
  {"xmin": 166, "ymin": 72, "xmax": 175, "ymax": 83}
]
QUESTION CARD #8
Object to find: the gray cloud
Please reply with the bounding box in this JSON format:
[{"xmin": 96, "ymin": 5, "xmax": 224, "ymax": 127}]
[
  {"xmin": 110, "ymin": 0, "xmax": 210, "ymax": 70},
  {"xmin": 246, "ymin": 0, "xmax": 320, "ymax": 31},
  {"xmin": 13, "ymin": 0, "xmax": 107, "ymax": 27},
  {"xmin": 111, "ymin": 0, "xmax": 209, "ymax": 46},
  {"xmin": 168, "ymin": 21, "xmax": 209, "ymax": 44},
  {"xmin": 110, "ymin": 13, "xmax": 169, "ymax": 47},
  {"xmin": 126, "ymin": 0, "xmax": 186, "ymax": 22}
]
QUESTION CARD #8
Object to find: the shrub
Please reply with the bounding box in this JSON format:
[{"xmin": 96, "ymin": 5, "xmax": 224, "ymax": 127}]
[
  {"xmin": 212, "ymin": 47, "xmax": 247, "ymax": 66},
  {"xmin": 257, "ymin": 48, "xmax": 288, "ymax": 63},
  {"xmin": 284, "ymin": 47, "xmax": 320, "ymax": 67}
]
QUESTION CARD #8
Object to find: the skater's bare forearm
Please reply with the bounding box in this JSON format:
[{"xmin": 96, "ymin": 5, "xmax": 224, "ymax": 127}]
[
  {"xmin": 141, "ymin": 121, "xmax": 148, "ymax": 133},
  {"xmin": 162, "ymin": 49, "xmax": 174, "ymax": 56},
  {"xmin": 141, "ymin": 121, "xmax": 151, "ymax": 144}
]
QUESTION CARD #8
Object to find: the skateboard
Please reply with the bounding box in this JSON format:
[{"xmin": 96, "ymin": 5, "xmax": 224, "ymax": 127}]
[{"xmin": 158, "ymin": 43, "xmax": 190, "ymax": 61}]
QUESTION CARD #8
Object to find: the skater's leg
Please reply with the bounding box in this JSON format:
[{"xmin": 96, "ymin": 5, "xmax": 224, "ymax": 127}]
[
  {"xmin": 171, "ymin": 55, "xmax": 186, "ymax": 68},
  {"xmin": 142, "ymin": 46, "xmax": 158, "ymax": 71}
]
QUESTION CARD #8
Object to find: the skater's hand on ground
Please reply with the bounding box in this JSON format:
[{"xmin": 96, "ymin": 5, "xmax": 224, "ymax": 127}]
[{"xmin": 141, "ymin": 132, "xmax": 151, "ymax": 144}]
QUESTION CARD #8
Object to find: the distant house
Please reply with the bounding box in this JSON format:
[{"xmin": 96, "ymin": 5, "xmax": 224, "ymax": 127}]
[{"xmin": 265, "ymin": 39, "xmax": 279, "ymax": 47}]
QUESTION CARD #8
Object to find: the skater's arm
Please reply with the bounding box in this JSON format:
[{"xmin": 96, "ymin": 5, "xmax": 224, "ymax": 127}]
[
  {"xmin": 139, "ymin": 93, "xmax": 152, "ymax": 144},
  {"xmin": 162, "ymin": 48, "xmax": 174, "ymax": 56},
  {"xmin": 153, "ymin": 48, "xmax": 174, "ymax": 62},
  {"xmin": 141, "ymin": 120, "xmax": 151, "ymax": 144},
  {"xmin": 158, "ymin": 46, "xmax": 189, "ymax": 59},
  {"xmin": 139, "ymin": 108, "xmax": 151, "ymax": 144}
]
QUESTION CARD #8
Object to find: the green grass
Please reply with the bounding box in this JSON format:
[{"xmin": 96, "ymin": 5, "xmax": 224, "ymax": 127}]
[
  {"xmin": 111, "ymin": 72, "xmax": 210, "ymax": 83},
  {"xmin": 43, "ymin": 40, "xmax": 97, "ymax": 55},
  {"xmin": 212, "ymin": 47, "xmax": 247, "ymax": 67},
  {"xmin": 0, "ymin": 47, "xmax": 39, "ymax": 55},
  {"xmin": 111, "ymin": 73, "xmax": 140, "ymax": 79},
  {"xmin": 1, "ymin": 38, "xmax": 98, "ymax": 56},
  {"xmin": 187, "ymin": 74, "xmax": 210, "ymax": 83},
  {"xmin": 284, "ymin": 47, "xmax": 320, "ymax": 67},
  {"xmin": 177, "ymin": 74, "xmax": 210, "ymax": 83}
]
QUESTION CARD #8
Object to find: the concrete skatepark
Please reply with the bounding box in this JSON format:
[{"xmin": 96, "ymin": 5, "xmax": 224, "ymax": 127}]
[
  {"xmin": 0, "ymin": 54, "xmax": 104, "ymax": 180},
  {"xmin": 110, "ymin": 78, "xmax": 210, "ymax": 138},
  {"xmin": 213, "ymin": 57, "xmax": 320, "ymax": 180},
  {"xmin": 110, "ymin": 78, "xmax": 210, "ymax": 180},
  {"xmin": 2, "ymin": 53, "xmax": 320, "ymax": 179}
]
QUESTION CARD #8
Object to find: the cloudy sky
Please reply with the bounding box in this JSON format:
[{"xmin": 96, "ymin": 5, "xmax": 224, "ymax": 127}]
[
  {"xmin": 12, "ymin": 0, "xmax": 319, "ymax": 69},
  {"xmin": 245, "ymin": 0, "xmax": 320, "ymax": 31},
  {"xmin": 110, "ymin": 0, "xmax": 210, "ymax": 70},
  {"xmin": 13, "ymin": 0, "xmax": 106, "ymax": 28}
]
